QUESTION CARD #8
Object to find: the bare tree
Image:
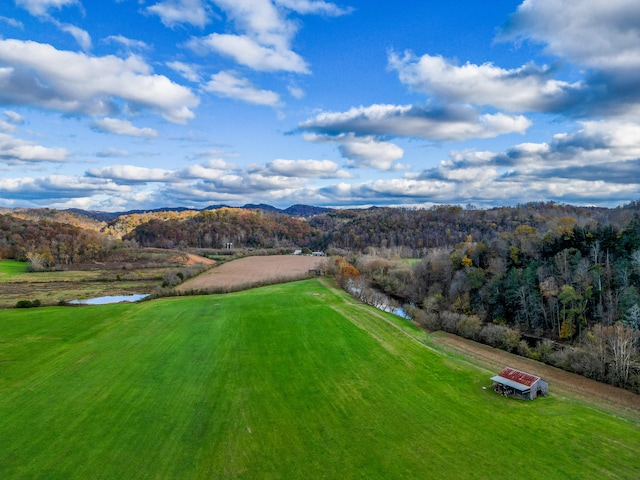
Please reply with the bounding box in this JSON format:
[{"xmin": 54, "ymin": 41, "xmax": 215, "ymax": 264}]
[{"xmin": 604, "ymin": 322, "xmax": 639, "ymax": 387}]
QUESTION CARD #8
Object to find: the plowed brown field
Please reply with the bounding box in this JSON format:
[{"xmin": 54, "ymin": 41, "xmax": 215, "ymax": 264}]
[{"xmin": 176, "ymin": 255, "xmax": 324, "ymax": 291}]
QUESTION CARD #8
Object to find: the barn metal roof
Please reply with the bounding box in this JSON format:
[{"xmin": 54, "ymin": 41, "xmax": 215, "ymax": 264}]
[
  {"xmin": 490, "ymin": 375, "xmax": 531, "ymax": 392},
  {"xmin": 491, "ymin": 367, "xmax": 541, "ymax": 391}
]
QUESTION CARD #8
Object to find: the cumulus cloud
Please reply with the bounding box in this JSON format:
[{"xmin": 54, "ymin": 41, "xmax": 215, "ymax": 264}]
[
  {"xmin": 338, "ymin": 136, "xmax": 406, "ymax": 171},
  {"xmin": 92, "ymin": 118, "xmax": 158, "ymax": 137},
  {"xmin": 0, "ymin": 133, "xmax": 69, "ymax": 164},
  {"xmin": 80, "ymin": 155, "xmax": 353, "ymax": 208},
  {"xmin": 413, "ymin": 120, "xmax": 640, "ymax": 204},
  {"xmin": 86, "ymin": 165, "xmax": 173, "ymax": 183},
  {"xmin": 191, "ymin": 172, "xmax": 304, "ymax": 195},
  {"xmin": 185, "ymin": 0, "xmax": 351, "ymax": 74},
  {"xmin": 299, "ymin": 103, "xmax": 531, "ymax": 141},
  {"xmin": 389, "ymin": 51, "xmax": 583, "ymax": 113},
  {"xmin": 190, "ymin": 34, "xmax": 309, "ymax": 73},
  {"xmin": 258, "ymin": 158, "xmax": 347, "ymax": 178},
  {"xmin": 147, "ymin": 0, "xmax": 211, "ymax": 28},
  {"xmin": 16, "ymin": 0, "xmax": 78, "ymax": 16},
  {"xmin": 0, "ymin": 175, "xmax": 128, "ymax": 201},
  {"xmin": 495, "ymin": 0, "xmax": 640, "ymax": 118},
  {"xmin": 306, "ymin": 133, "xmax": 405, "ymax": 171},
  {"xmin": 171, "ymin": 159, "xmax": 240, "ymax": 182},
  {"xmin": 203, "ymin": 71, "xmax": 281, "ymax": 106},
  {"xmin": 0, "ymin": 39, "xmax": 199, "ymax": 123},
  {"xmin": 500, "ymin": 0, "xmax": 640, "ymax": 72}
]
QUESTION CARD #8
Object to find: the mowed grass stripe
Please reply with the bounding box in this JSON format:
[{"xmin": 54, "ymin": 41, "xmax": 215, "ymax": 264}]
[{"xmin": 0, "ymin": 279, "xmax": 638, "ymax": 479}]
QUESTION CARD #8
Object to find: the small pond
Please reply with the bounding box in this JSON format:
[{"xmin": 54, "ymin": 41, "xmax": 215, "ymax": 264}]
[{"xmin": 69, "ymin": 294, "xmax": 149, "ymax": 305}]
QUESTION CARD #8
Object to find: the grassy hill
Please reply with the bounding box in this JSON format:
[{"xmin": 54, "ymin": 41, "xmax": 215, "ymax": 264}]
[{"xmin": 1, "ymin": 279, "xmax": 639, "ymax": 479}]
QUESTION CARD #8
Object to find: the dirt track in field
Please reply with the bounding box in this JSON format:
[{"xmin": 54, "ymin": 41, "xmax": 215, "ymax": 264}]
[
  {"xmin": 175, "ymin": 255, "xmax": 324, "ymax": 291},
  {"xmin": 430, "ymin": 332, "xmax": 640, "ymax": 419}
]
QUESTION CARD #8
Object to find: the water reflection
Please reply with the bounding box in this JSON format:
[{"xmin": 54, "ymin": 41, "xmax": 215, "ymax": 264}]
[{"xmin": 69, "ymin": 294, "xmax": 148, "ymax": 305}]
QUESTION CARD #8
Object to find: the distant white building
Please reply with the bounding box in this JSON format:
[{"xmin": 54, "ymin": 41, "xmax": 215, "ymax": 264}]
[
  {"xmin": 311, "ymin": 251, "xmax": 325, "ymax": 256},
  {"xmin": 293, "ymin": 249, "xmax": 302, "ymax": 255}
]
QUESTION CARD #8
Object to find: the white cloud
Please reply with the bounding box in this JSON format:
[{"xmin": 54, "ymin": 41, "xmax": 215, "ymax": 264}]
[
  {"xmin": 0, "ymin": 16, "xmax": 25, "ymax": 28},
  {"xmin": 212, "ymin": 0, "xmax": 297, "ymax": 47},
  {"xmin": 300, "ymin": 103, "xmax": 531, "ymax": 141},
  {"xmin": 167, "ymin": 61, "xmax": 201, "ymax": 82},
  {"xmin": 16, "ymin": 0, "xmax": 78, "ymax": 16},
  {"xmin": 192, "ymin": 34, "xmax": 309, "ymax": 73},
  {"xmin": 274, "ymin": 0, "xmax": 353, "ymax": 16},
  {"xmin": 198, "ymin": 172, "xmax": 304, "ymax": 194},
  {"xmin": 0, "ymin": 133, "xmax": 69, "ymax": 163},
  {"xmin": 57, "ymin": 22, "xmax": 92, "ymax": 51},
  {"xmin": 492, "ymin": 0, "xmax": 640, "ymax": 118},
  {"xmin": 500, "ymin": 0, "xmax": 640, "ymax": 72},
  {"xmin": 104, "ymin": 35, "xmax": 150, "ymax": 52},
  {"xmin": 306, "ymin": 133, "xmax": 405, "ymax": 171},
  {"xmin": 0, "ymin": 175, "xmax": 129, "ymax": 201},
  {"xmin": 177, "ymin": 159, "xmax": 238, "ymax": 180},
  {"xmin": 412, "ymin": 119, "xmax": 640, "ymax": 204},
  {"xmin": 87, "ymin": 165, "xmax": 173, "ymax": 183},
  {"xmin": 203, "ymin": 71, "xmax": 281, "ymax": 106},
  {"xmin": 187, "ymin": 0, "xmax": 343, "ymax": 74},
  {"xmin": 338, "ymin": 136, "xmax": 405, "ymax": 171},
  {"xmin": 95, "ymin": 148, "xmax": 130, "ymax": 158},
  {"xmin": 287, "ymin": 84, "xmax": 305, "ymax": 99},
  {"xmin": 0, "ymin": 39, "xmax": 199, "ymax": 124},
  {"xmin": 261, "ymin": 158, "xmax": 345, "ymax": 178},
  {"xmin": 4, "ymin": 111, "xmax": 24, "ymax": 124},
  {"xmin": 147, "ymin": 0, "xmax": 211, "ymax": 28},
  {"xmin": 389, "ymin": 51, "xmax": 582, "ymax": 113},
  {"xmin": 92, "ymin": 118, "xmax": 158, "ymax": 137}
]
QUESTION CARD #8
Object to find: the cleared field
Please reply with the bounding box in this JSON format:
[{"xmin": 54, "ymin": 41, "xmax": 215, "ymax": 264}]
[
  {"xmin": 176, "ymin": 254, "xmax": 324, "ymax": 291},
  {"xmin": 0, "ymin": 279, "xmax": 639, "ymax": 479}
]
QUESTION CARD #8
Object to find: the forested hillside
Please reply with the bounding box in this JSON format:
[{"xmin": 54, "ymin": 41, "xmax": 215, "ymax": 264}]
[
  {"xmin": 0, "ymin": 214, "xmax": 112, "ymax": 269},
  {"xmin": 123, "ymin": 208, "xmax": 319, "ymax": 249}
]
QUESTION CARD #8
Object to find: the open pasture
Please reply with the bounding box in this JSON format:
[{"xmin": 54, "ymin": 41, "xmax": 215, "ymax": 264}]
[{"xmin": 0, "ymin": 279, "xmax": 639, "ymax": 479}]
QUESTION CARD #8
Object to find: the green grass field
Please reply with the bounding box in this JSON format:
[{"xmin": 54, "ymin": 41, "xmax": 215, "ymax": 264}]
[
  {"xmin": 0, "ymin": 260, "xmax": 30, "ymax": 280},
  {"xmin": 1, "ymin": 279, "xmax": 639, "ymax": 479}
]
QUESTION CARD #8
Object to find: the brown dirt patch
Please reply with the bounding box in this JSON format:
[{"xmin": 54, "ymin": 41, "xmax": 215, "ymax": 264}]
[
  {"xmin": 181, "ymin": 253, "xmax": 216, "ymax": 266},
  {"xmin": 176, "ymin": 255, "xmax": 324, "ymax": 291},
  {"xmin": 430, "ymin": 332, "xmax": 640, "ymax": 419}
]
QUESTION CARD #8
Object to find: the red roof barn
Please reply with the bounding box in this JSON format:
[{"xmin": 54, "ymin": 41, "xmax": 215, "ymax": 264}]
[{"xmin": 491, "ymin": 367, "xmax": 548, "ymax": 400}]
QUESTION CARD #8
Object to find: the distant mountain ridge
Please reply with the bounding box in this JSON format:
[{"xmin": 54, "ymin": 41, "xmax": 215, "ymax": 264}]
[{"xmin": 65, "ymin": 204, "xmax": 334, "ymax": 221}]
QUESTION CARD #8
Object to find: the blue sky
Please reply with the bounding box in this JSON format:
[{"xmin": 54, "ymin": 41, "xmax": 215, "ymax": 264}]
[{"xmin": 1, "ymin": 0, "xmax": 639, "ymax": 211}]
